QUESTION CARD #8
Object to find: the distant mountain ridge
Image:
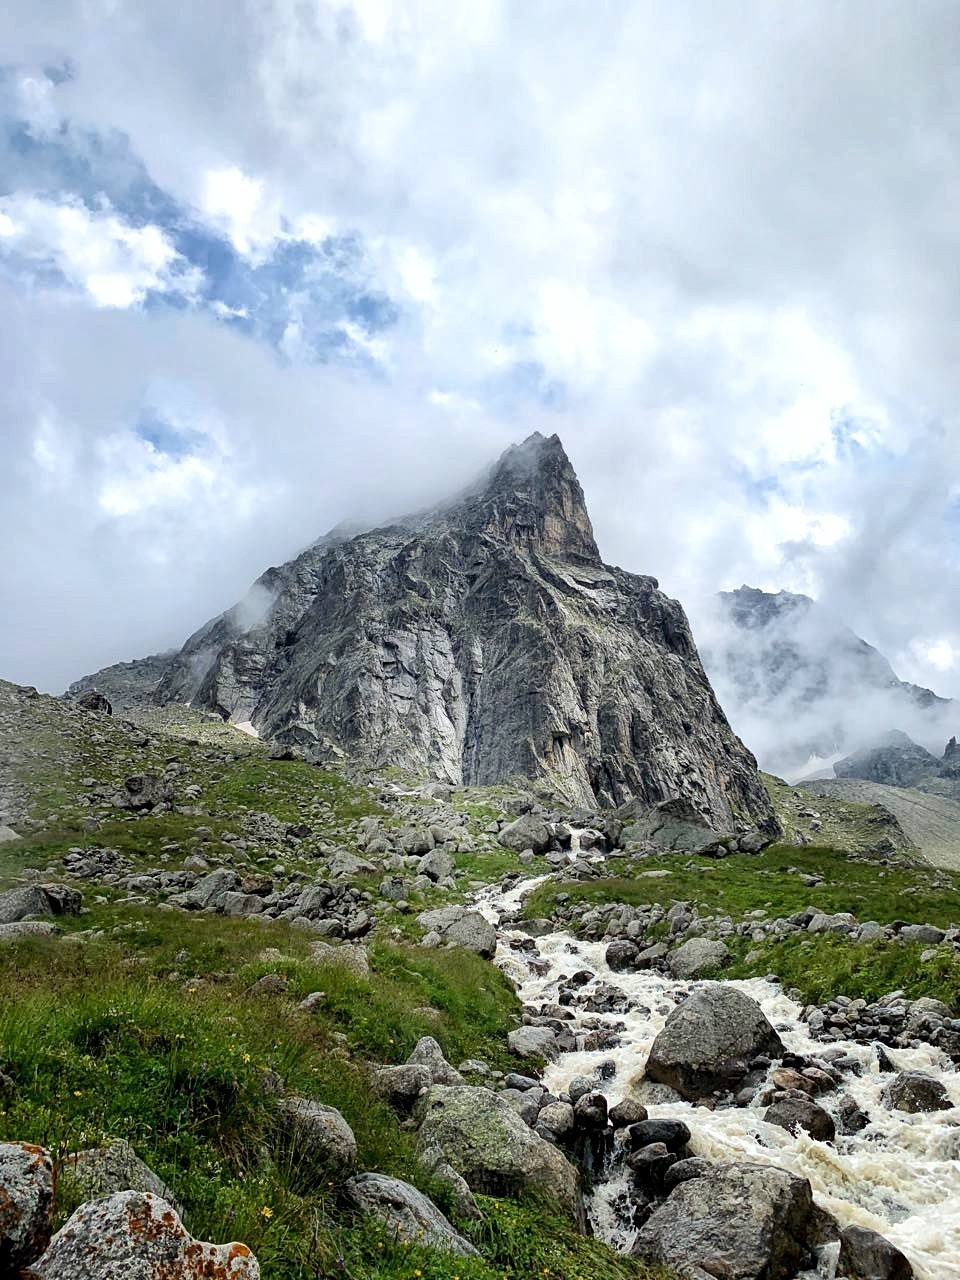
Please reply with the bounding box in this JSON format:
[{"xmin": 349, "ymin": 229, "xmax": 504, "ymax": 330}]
[
  {"xmin": 71, "ymin": 433, "xmax": 776, "ymax": 832},
  {"xmin": 700, "ymin": 586, "xmax": 957, "ymax": 780}
]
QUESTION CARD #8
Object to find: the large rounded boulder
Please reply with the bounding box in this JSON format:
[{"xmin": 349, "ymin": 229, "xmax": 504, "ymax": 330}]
[
  {"xmin": 644, "ymin": 984, "xmax": 783, "ymax": 1101},
  {"xmin": 415, "ymin": 1085, "xmax": 584, "ymax": 1227},
  {"xmin": 632, "ymin": 1162, "xmax": 814, "ymax": 1279}
]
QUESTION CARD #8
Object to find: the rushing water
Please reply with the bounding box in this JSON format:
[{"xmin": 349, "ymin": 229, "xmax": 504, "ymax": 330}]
[{"xmin": 474, "ymin": 873, "xmax": 960, "ymax": 1280}]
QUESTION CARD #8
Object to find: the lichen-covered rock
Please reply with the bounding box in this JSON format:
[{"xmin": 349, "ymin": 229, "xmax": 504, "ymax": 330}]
[
  {"xmin": 644, "ymin": 984, "xmax": 784, "ymax": 1101},
  {"xmin": 279, "ymin": 1098, "xmax": 357, "ymax": 1179},
  {"xmin": 667, "ymin": 937, "xmax": 730, "ymax": 979},
  {"xmin": 110, "ymin": 434, "xmax": 776, "ymax": 827},
  {"xmin": 406, "ymin": 1036, "xmax": 464, "ymax": 1086},
  {"xmin": 374, "ymin": 1064, "xmax": 432, "ymax": 1112},
  {"xmin": 62, "ymin": 1141, "xmax": 182, "ymax": 1216},
  {"xmin": 632, "ymin": 1162, "xmax": 814, "ymax": 1279},
  {"xmin": 24, "ymin": 1190, "xmax": 259, "ymax": 1278},
  {"xmin": 0, "ymin": 1142, "xmax": 53, "ymax": 1271},
  {"xmin": 345, "ymin": 1173, "xmax": 479, "ymax": 1256},
  {"xmin": 415, "ymin": 1085, "xmax": 584, "ymax": 1226}
]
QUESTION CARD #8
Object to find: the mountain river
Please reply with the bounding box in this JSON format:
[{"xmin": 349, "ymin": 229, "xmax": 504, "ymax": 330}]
[{"xmin": 473, "ymin": 869, "xmax": 960, "ymax": 1280}]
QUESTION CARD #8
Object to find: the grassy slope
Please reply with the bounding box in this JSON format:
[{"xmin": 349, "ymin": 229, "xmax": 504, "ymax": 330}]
[{"xmin": 0, "ymin": 689, "xmax": 663, "ymax": 1279}]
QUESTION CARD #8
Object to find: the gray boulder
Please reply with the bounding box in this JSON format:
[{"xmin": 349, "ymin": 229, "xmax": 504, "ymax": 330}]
[
  {"xmin": 0, "ymin": 884, "xmax": 81, "ymax": 924},
  {"xmin": 644, "ymin": 984, "xmax": 784, "ymax": 1101},
  {"xmin": 24, "ymin": 1190, "xmax": 259, "ymax": 1278},
  {"xmin": 668, "ymin": 937, "xmax": 731, "ymax": 979},
  {"xmin": 345, "ymin": 1173, "xmax": 478, "ymax": 1256},
  {"xmin": 605, "ymin": 938, "xmax": 640, "ymax": 972},
  {"xmin": 374, "ymin": 1064, "xmax": 432, "ymax": 1113},
  {"xmin": 0, "ymin": 1142, "xmax": 54, "ymax": 1271},
  {"xmin": 764, "ymin": 1097, "xmax": 836, "ymax": 1142},
  {"xmin": 407, "ymin": 1036, "xmax": 465, "ymax": 1086},
  {"xmin": 279, "ymin": 1098, "xmax": 357, "ymax": 1179},
  {"xmin": 507, "ymin": 1026, "xmax": 558, "ymax": 1060},
  {"xmin": 417, "ymin": 849, "xmax": 455, "ymax": 882},
  {"xmin": 178, "ymin": 869, "xmax": 240, "ymax": 910},
  {"xmin": 499, "ymin": 815, "xmax": 553, "ymax": 854},
  {"xmin": 445, "ymin": 911, "xmax": 497, "ymax": 958},
  {"xmin": 0, "ymin": 922, "xmax": 61, "ymax": 942},
  {"xmin": 61, "ymin": 1140, "xmax": 182, "ymax": 1216},
  {"xmin": 309, "ymin": 941, "xmax": 371, "ymax": 978},
  {"xmin": 632, "ymin": 1161, "xmax": 814, "ymax": 1279},
  {"xmin": 882, "ymin": 1071, "xmax": 952, "ymax": 1113},
  {"xmin": 415, "ymin": 1085, "xmax": 584, "ymax": 1226},
  {"xmin": 838, "ymin": 1224, "xmax": 913, "ymax": 1280}
]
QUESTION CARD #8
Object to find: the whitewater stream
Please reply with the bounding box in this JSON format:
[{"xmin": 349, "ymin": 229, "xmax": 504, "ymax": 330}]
[{"xmin": 473, "ymin": 869, "xmax": 960, "ymax": 1280}]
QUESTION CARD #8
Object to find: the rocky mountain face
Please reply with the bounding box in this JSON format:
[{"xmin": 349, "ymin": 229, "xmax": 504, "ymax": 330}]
[
  {"xmin": 700, "ymin": 586, "xmax": 956, "ymax": 779},
  {"xmin": 72, "ymin": 433, "xmax": 776, "ymax": 833}
]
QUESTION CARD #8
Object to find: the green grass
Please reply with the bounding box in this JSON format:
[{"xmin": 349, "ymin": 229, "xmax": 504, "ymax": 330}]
[
  {"xmin": 0, "ymin": 919, "xmax": 663, "ymax": 1279},
  {"xmin": 522, "ymin": 843, "xmax": 960, "ymax": 930},
  {"xmin": 208, "ymin": 757, "xmax": 382, "ymax": 826},
  {"xmin": 728, "ymin": 934, "xmax": 960, "ymax": 1006}
]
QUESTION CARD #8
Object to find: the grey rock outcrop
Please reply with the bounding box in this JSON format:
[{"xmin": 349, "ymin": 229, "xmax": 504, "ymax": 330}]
[
  {"xmin": 0, "ymin": 1142, "xmax": 54, "ymax": 1271},
  {"xmin": 85, "ymin": 435, "xmax": 776, "ymax": 827},
  {"xmin": 632, "ymin": 1162, "xmax": 814, "ymax": 1279},
  {"xmin": 644, "ymin": 984, "xmax": 784, "ymax": 1101},
  {"xmin": 24, "ymin": 1190, "xmax": 259, "ymax": 1278},
  {"xmin": 344, "ymin": 1173, "xmax": 479, "ymax": 1256},
  {"xmin": 414, "ymin": 1085, "xmax": 584, "ymax": 1225},
  {"xmin": 0, "ymin": 884, "xmax": 81, "ymax": 924}
]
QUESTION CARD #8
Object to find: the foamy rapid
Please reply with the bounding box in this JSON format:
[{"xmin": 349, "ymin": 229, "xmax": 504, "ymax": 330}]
[{"xmin": 473, "ymin": 871, "xmax": 960, "ymax": 1280}]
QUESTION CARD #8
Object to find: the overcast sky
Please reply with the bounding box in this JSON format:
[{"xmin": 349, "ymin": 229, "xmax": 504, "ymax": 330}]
[{"xmin": 1, "ymin": 0, "xmax": 959, "ymax": 703}]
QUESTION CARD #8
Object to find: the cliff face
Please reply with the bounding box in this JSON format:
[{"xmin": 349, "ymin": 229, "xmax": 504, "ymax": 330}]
[{"xmin": 76, "ymin": 434, "xmax": 777, "ymax": 830}]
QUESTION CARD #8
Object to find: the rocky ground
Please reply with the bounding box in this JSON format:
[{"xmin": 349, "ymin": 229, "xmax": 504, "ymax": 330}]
[{"xmin": 0, "ymin": 678, "xmax": 958, "ymax": 1278}]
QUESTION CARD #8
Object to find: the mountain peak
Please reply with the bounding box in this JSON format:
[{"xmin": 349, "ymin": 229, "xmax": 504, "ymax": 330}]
[{"xmin": 472, "ymin": 432, "xmax": 599, "ymax": 561}]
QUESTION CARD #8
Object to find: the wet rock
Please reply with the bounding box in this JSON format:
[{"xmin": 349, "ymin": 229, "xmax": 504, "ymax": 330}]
[
  {"xmin": 415, "ymin": 1086, "xmax": 585, "ymax": 1227},
  {"xmin": 626, "ymin": 1118, "xmax": 691, "ymax": 1152},
  {"xmin": 567, "ymin": 1076, "xmax": 596, "ymax": 1104},
  {"xmin": 62, "ymin": 1140, "xmax": 181, "ymax": 1215},
  {"xmin": 667, "ymin": 937, "xmax": 730, "ymax": 979},
  {"xmin": 0, "ymin": 1142, "xmax": 54, "ymax": 1271},
  {"xmin": 838, "ymin": 1224, "xmax": 913, "ymax": 1280},
  {"xmin": 662, "ymin": 1157, "xmax": 715, "ymax": 1189},
  {"xmin": 608, "ymin": 1098, "xmax": 647, "ymax": 1129},
  {"xmin": 764, "ymin": 1096, "xmax": 836, "ymax": 1142},
  {"xmin": 24, "ymin": 1190, "xmax": 258, "ymax": 1278},
  {"xmin": 572, "ymin": 1092, "xmax": 608, "ymax": 1128},
  {"xmin": 503, "ymin": 1073, "xmax": 539, "ymax": 1092},
  {"xmin": 536, "ymin": 1101, "xmax": 575, "ymax": 1140},
  {"xmin": 626, "ymin": 1141, "xmax": 676, "ymax": 1185},
  {"xmin": 882, "ymin": 1071, "xmax": 952, "ymax": 1113},
  {"xmin": 279, "ymin": 1098, "xmax": 357, "ymax": 1179},
  {"xmin": 407, "ymin": 1036, "xmax": 464, "ymax": 1086},
  {"xmin": 345, "ymin": 1173, "xmax": 479, "ymax": 1256},
  {"xmin": 632, "ymin": 1161, "xmax": 814, "ymax": 1279},
  {"xmin": 836, "ymin": 1094, "xmax": 870, "ymax": 1135},
  {"xmin": 605, "ymin": 938, "xmax": 640, "ymax": 972},
  {"xmin": 644, "ymin": 984, "xmax": 784, "ymax": 1101}
]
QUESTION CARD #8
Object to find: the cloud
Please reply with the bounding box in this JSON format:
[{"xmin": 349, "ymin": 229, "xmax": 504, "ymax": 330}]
[{"xmin": 0, "ymin": 0, "xmax": 958, "ymax": 751}]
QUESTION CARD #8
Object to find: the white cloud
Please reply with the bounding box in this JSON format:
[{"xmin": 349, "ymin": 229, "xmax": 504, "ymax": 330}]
[{"xmin": 0, "ymin": 194, "xmax": 198, "ymax": 307}]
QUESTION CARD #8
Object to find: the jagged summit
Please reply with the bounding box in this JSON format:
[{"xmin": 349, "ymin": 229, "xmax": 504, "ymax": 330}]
[{"xmin": 71, "ymin": 436, "xmax": 777, "ymax": 830}]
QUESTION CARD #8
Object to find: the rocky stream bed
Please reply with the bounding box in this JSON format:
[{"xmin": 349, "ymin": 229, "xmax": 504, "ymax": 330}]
[{"xmin": 474, "ymin": 864, "xmax": 960, "ymax": 1280}]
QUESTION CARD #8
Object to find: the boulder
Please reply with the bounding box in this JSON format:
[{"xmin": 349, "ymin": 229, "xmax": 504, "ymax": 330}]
[
  {"xmin": 632, "ymin": 1162, "xmax": 814, "ymax": 1279},
  {"xmin": 76, "ymin": 690, "xmax": 112, "ymax": 714},
  {"xmin": 0, "ymin": 884, "xmax": 81, "ymax": 925},
  {"xmin": 417, "ymin": 850, "xmax": 455, "ymax": 882},
  {"xmin": 374, "ymin": 1064, "xmax": 432, "ymax": 1112},
  {"xmin": 309, "ymin": 941, "xmax": 371, "ymax": 978},
  {"xmin": 279, "ymin": 1098, "xmax": 357, "ymax": 1179},
  {"xmin": 764, "ymin": 1097, "xmax": 836, "ymax": 1142},
  {"xmin": 644, "ymin": 984, "xmax": 783, "ymax": 1101},
  {"xmin": 838, "ymin": 1225, "xmax": 913, "ymax": 1280},
  {"xmin": 444, "ymin": 911, "xmax": 497, "ymax": 958},
  {"xmin": 0, "ymin": 922, "xmax": 61, "ymax": 942},
  {"xmin": 608, "ymin": 1098, "xmax": 647, "ymax": 1129},
  {"xmin": 627, "ymin": 1118, "xmax": 691, "ymax": 1152},
  {"xmin": 605, "ymin": 938, "xmax": 640, "ymax": 972},
  {"xmin": 345, "ymin": 1173, "xmax": 479, "ymax": 1256},
  {"xmin": 667, "ymin": 937, "xmax": 730, "ymax": 979},
  {"xmin": 24, "ymin": 1191, "xmax": 258, "ymax": 1278},
  {"xmin": 62, "ymin": 1140, "xmax": 182, "ymax": 1215},
  {"xmin": 415, "ymin": 1085, "xmax": 584, "ymax": 1226},
  {"xmin": 883, "ymin": 1071, "xmax": 952, "ymax": 1113},
  {"xmin": 507, "ymin": 1026, "xmax": 558, "ymax": 1060},
  {"xmin": 498, "ymin": 815, "xmax": 553, "ymax": 854},
  {"xmin": 407, "ymin": 1037, "xmax": 465, "ymax": 1086},
  {"xmin": 0, "ymin": 1142, "xmax": 54, "ymax": 1271},
  {"xmin": 179, "ymin": 869, "xmax": 240, "ymax": 910}
]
